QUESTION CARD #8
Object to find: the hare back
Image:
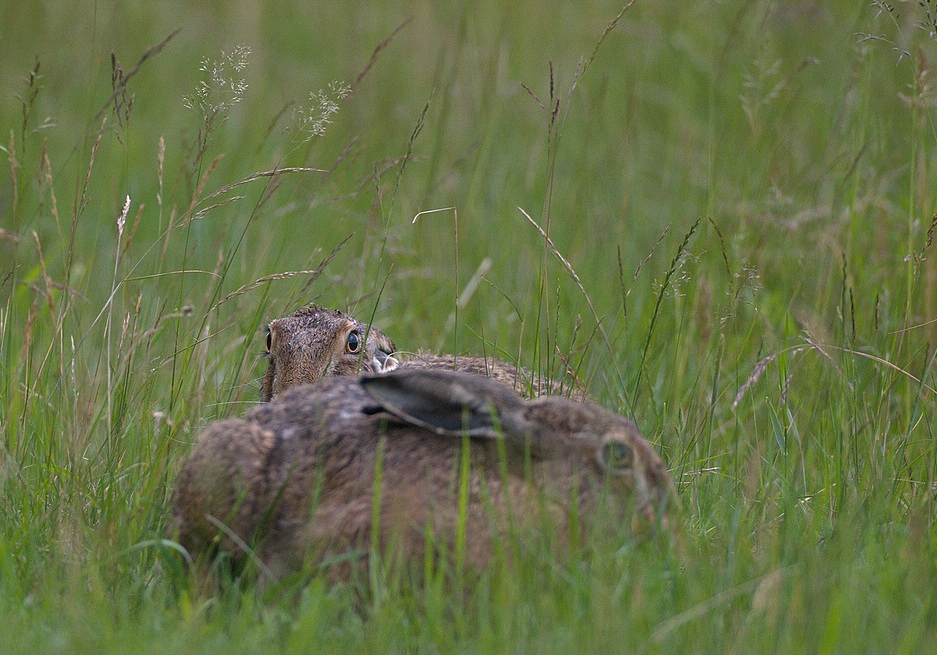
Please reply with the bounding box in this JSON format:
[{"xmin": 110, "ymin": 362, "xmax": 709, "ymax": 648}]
[{"xmin": 399, "ymin": 351, "xmax": 570, "ymax": 397}]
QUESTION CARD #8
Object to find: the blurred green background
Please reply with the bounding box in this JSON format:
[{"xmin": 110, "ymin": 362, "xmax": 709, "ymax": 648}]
[{"xmin": 2, "ymin": 1, "xmax": 937, "ymax": 652}]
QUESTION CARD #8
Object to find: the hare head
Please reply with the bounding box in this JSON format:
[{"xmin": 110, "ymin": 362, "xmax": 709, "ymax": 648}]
[
  {"xmin": 174, "ymin": 369, "xmax": 676, "ymax": 581},
  {"xmin": 260, "ymin": 305, "xmax": 398, "ymax": 402}
]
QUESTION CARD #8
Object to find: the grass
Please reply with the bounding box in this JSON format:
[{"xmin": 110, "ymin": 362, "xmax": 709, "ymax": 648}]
[{"xmin": 2, "ymin": 0, "xmax": 937, "ymax": 651}]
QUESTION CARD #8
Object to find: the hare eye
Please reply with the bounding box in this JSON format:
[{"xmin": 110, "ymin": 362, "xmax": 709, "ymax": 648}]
[
  {"xmin": 264, "ymin": 328, "xmax": 273, "ymax": 353},
  {"xmin": 346, "ymin": 332, "xmax": 361, "ymax": 354},
  {"xmin": 601, "ymin": 441, "xmax": 633, "ymax": 471}
]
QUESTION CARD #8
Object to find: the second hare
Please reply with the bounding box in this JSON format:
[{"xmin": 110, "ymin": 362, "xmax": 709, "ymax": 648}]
[
  {"xmin": 173, "ymin": 369, "xmax": 676, "ymax": 581},
  {"xmin": 260, "ymin": 305, "xmax": 399, "ymax": 402},
  {"xmin": 261, "ymin": 305, "xmax": 570, "ymax": 402}
]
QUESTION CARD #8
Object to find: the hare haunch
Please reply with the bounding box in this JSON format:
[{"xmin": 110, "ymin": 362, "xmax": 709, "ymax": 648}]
[
  {"xmin": 173, "ymin": 369, "xmax": 675, "ymax": 581},
  {"xmin": 261, "ymin": 305, "xmax": 569, "ymax": 402}
]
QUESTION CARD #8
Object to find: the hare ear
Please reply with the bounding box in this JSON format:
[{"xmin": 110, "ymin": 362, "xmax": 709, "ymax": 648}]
[{"xmin": 360, "ymin": 370, "xmax": 522, "ymax": 438}]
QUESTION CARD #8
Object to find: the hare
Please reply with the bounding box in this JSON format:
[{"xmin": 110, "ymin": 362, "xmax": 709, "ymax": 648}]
[
  {"xmin": 260, "ymin": 305, "xmax": 399, "ymax": 402},
  {"xmin": 261, "ymin": 305, "xmax": 571, "ymax": 402},
  {"xmin": 172, "ymin": 369, "xmax": 676, "ymax": 582}
]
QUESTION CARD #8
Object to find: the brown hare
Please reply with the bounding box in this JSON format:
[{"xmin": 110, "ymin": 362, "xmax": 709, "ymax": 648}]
[
  {"xmin": 260, "ymin": 305, "xmax": 399, "ymax": 402},
  {"xmin": 172, "ymin": 369, "xmax": 676, "ymax": 582},
  {"xmin": 261, "ymin": 305, "xmax": 570, "ymax": 402}
]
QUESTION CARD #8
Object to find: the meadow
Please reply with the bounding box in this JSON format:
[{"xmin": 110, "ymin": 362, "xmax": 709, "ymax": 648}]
[{"xmin": 2, "ymin": 0, "xmax": 937, "ymax": 652}]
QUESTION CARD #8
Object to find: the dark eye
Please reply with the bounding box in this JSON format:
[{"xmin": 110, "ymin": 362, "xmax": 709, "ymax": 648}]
[
  {"xmin": 264, "ymin": 327, "xmax": 272, "ymax": 353},
  {"xmin": 346, "ymin": 331, "xmax": 361, "ymax": 354},
  {"xmin": 600, "ymin": 441, "xmax": 633, "ymax": 471}
]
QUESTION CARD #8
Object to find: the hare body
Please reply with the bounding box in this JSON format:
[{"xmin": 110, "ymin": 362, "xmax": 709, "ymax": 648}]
[
  {"xmin": 173, "ymin": 369, "xmax": 675, "ymax": 581},
  {"xmin": 261, "ymin": 306, "xmax": 571, "ymax": 402}
]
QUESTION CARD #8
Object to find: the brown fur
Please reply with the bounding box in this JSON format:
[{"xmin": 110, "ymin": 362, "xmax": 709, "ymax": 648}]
[{"xmin": 172, "ymin": 369, "xmax": 677, "ymax": 582}]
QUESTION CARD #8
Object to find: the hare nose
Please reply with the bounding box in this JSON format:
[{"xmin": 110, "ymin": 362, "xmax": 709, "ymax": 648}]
[{"xmin": 374, "ymin": 350, "xmax": 399, "ymax": 373}]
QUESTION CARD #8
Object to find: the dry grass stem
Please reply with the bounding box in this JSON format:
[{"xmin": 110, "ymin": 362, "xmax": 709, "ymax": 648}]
[
  {"xmin": 93, "ymin": 29, "xmax": 180, "ymax": 122},
  {"xmin": 350, "ymin": 17, "xmax": 414, "ymax": 94},
  {"xmin": 518, "ymin": 206, "xmax": 618, "ymax": 380},
  {"xmin": 200, "ymin": 167, "xmax": 328, "ymax": 205},
  {"xmin": 210, "ymin": 234, "xmax": 353, "ymax": 312}
]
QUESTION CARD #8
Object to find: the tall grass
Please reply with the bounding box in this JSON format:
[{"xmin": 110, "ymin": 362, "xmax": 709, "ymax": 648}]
[{"xmin": 2, "ymin": 0, "xmax": 937, "ymax": 652}]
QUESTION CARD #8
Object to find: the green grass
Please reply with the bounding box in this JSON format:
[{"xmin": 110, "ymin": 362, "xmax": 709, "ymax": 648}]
[{"xmin": 3, "ymin": 0, "xmax": 937, "ymax": 652}]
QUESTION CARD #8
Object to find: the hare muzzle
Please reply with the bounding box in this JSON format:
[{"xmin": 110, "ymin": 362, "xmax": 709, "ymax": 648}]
[{"xmin": 374, "ymin": 350, "xmax": 399, "ymax": 373}]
